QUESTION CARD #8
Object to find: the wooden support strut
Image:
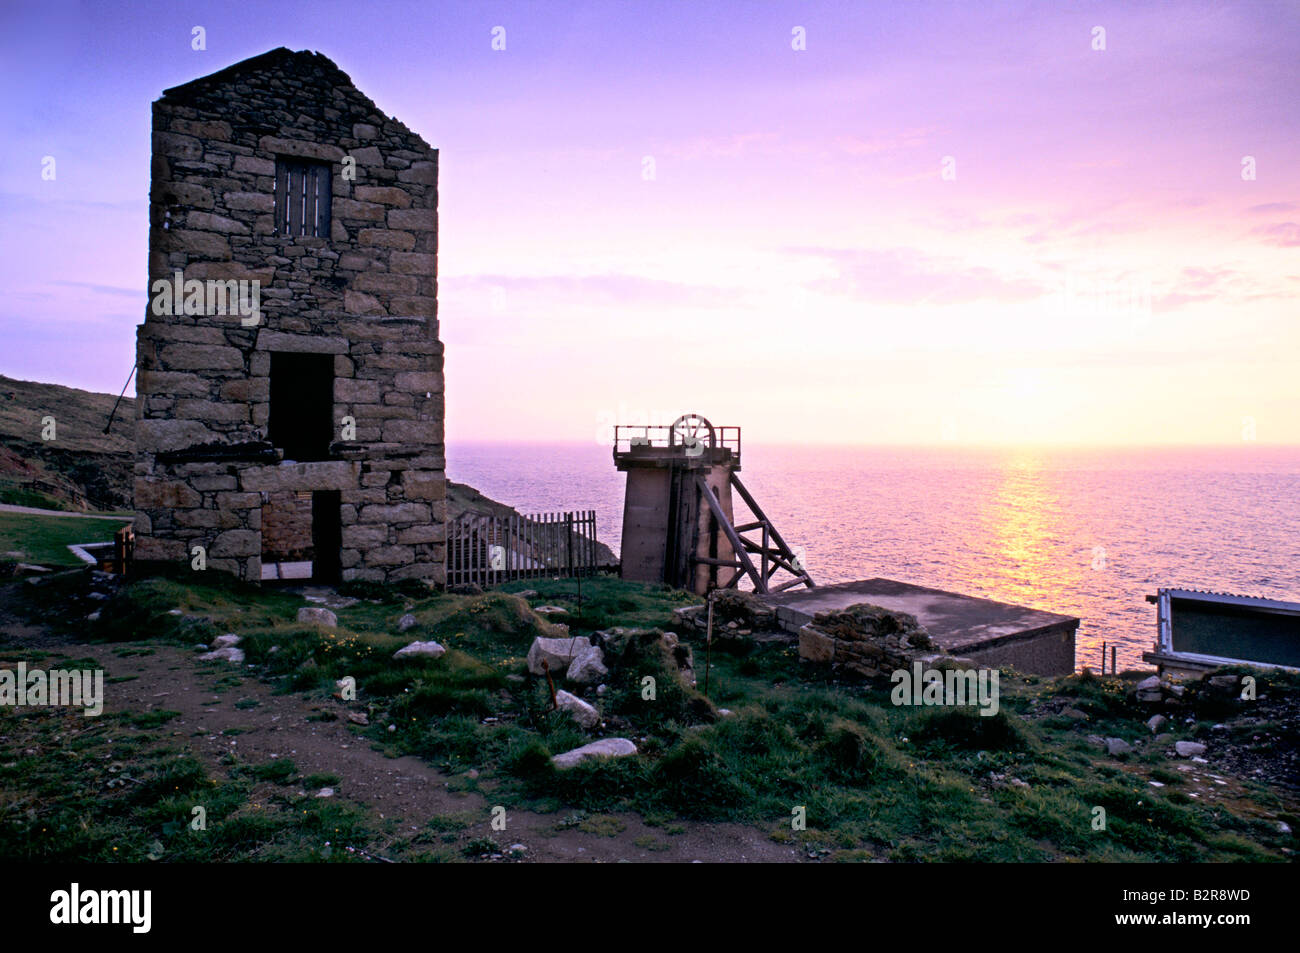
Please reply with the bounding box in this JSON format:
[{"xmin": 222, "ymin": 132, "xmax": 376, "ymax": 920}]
[
  {"xmin": 729, "ymin": 471, "xmax": 815, "ymax": 590},
  {"xmin": 694, "ymin": 474, "xmax": 767, "ymax": 593}
]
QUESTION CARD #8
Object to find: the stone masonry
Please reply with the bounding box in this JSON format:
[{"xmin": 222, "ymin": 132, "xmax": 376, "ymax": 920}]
[
  {"xmin": 134, "ymin": 48, "xmax": 446, "ymax": 585},
  {"xmin": 797, "ymin": 603, "xmax": 972, "ymax": 678}
]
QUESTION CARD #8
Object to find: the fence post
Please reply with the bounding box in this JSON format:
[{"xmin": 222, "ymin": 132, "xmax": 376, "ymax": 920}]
[{"xmin": 566, "ymin": 512, "xmax": 574, "ymax": 577}]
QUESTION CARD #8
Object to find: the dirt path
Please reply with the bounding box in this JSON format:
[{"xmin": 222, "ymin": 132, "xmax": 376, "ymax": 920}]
[{"xmin": 0, "ymin": 597, "xmax": 801, "ymax": 862}]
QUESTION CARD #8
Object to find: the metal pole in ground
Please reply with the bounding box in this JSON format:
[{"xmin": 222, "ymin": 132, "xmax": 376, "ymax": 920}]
[{"xmin": 704, "ymin": 588, "xmax": 715, "ymax": 699}]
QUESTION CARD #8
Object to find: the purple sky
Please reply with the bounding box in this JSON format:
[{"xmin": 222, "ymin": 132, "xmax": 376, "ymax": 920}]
[{"xmin": 1, "ymin": 0, "xmax": 1297, "ymax": 445}]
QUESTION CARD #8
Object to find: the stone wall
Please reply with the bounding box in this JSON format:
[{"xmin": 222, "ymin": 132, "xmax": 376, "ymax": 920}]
[
  {"xmin": 134, "ymin": 48, "xmax": 446, "ymax": 585},
  {"xmin": 261, "ymin": 491, "xmax": 313, "ymax": 560},
  {"xmin": 797, "ymin": 603, "xmax": 970, "ymax": 679}
]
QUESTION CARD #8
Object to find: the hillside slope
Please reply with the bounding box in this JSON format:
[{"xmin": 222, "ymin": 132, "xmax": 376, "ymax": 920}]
[
  {"xmin": 0, "ymin": 375, "xmax": 135, "ymax": 510},
  {"xmin": 0, "ymin": 375, "xmax": 615, "ymax": 565}
]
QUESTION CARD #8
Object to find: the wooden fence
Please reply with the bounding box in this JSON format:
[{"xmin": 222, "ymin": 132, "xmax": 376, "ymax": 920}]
[{"xmin": 446, "ymin": 510, "xmax": 601, "ymax": 588}]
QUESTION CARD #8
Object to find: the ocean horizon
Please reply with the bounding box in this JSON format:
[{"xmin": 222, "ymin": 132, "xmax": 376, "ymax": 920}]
[{"xmin": 449, "ymin": 441, "xmax": 1300, "ymax": 673}]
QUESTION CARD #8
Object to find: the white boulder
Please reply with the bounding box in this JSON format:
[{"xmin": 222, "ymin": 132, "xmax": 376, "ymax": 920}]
[
  {"xmin": 527, "ymin": 636, "xmax": 592, "ymax": 677},
  {"xmin": 551, "ymin": 737, "xmax": 638, "ymax": 769},
  {"xmin": 297, "ymin": 607, "xmax": 338, "ymax": 628},
  {"xmin": 394, "ymin": 640, "xmax": 446, "ymax": 660},
  {"xmin": 566, "ymin": 646, "xmax": 608, "ymax": 684},
  {"xmin": 554, "ymin": 689, "xmax": 600, "ymax": 729}
]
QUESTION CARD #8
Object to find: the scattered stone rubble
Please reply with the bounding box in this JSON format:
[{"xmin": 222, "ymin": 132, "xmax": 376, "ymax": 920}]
[
  {"xmin": 796, "ymin": 602, "xmax": 971, "ymax": 679},
  {"xmin": 526, "ymin": 627, "xmax": 694, "ymax": 688},
  {"xmin": 1132, "ymin": 674, "xmax": 1186, "ymax": 704},
  {"xmin": 522, "ymin": 625, "xmax": 698, "ymax": 732},
  {"xmin": 672, "ymin": 589, "xmax": 777, "ymax": 637}
]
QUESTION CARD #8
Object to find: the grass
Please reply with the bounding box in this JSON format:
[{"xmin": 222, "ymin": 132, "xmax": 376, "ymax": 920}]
[
  {"xmin": 5, "ymin": 568, "xmax": 1299, "ymax": 862},
  {"xmin": 0, "ymin": 484, "xmax": 72, "ymax": 511},
  {"xmin": 0, "ymin": 511, "xmax": 133, "ymax": 566},
  {"xmin": 0, "ymin": 703, "xmax": 387, "ymax": 862}
]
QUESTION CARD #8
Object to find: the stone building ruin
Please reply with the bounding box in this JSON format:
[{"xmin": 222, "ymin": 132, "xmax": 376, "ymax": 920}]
[{"xmin": 134, "ymin": 48, "xmax": 446, "ymax": 586}]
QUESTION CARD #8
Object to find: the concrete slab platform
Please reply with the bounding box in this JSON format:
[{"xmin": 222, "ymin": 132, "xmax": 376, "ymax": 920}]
[{"xmin": 759, "ymin": 578, "xmax": 1079, "ymax": 676}]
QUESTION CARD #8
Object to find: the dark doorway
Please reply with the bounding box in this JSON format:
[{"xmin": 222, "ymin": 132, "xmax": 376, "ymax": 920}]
[
  {"xmin": 269, "ymin": 352, "xmax": 334, "ymax": 461},
  {"xmin": 312, "ymin": 491, "xmax": 342, "ymax": 584}
]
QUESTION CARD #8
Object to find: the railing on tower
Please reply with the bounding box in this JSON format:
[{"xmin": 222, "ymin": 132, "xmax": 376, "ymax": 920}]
[{"xmin": 613, "ymin": 424, "xmax": 741, "ymax": 459}]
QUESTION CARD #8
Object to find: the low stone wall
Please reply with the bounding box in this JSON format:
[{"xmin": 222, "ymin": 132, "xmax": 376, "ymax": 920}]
[{"xmin": 797, "ymin": 603, "xmax": 969, "ymax": 679}]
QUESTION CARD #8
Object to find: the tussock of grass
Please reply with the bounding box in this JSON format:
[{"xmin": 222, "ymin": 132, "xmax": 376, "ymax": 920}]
[{"xmin": 910, "ymin": 708, "xmax": 1031, "ymax": 753}]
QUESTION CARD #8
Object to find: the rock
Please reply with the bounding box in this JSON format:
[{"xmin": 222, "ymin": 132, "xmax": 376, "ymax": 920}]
[
  {"xmin": 347, "ymin": 712, "xmax": 369, "ymax": 726},
  {"xmin": 516, "ymin": 590, "xmax": 538, "ymax": 599},
  {"xmin": 1136, "ymin": 675, "xmax": 1162, "ymax": 692},
  {"xmin": 1207, "ymin": 674, "xmax": 1239, "ymax": 690},
  {"xmin": 1061, "ymin": 707, "xmax": 1089, "ymax": 720},
  {"xmin": 394, "ymin": 640, "xmax": 445, "ymax": 660},
  {"xmin": 566, "ymin": 645, "xmax": 608, "ymax": 684},
  {"xmin": 316, "ymin": 788, "xmax": 334, "ymax": 798},
  {"xmin": 799, "ymin": 625, "xmax": 836, "ymax": 664},
  {"xmin": 1105, "ymin": 738, "xmax": 1133, "ymax": 756},
  {"xmin": 533, "ymin": 605, "xmax": 569, "ymax": 617},
  {"xmin": 199, "ymin": 646, "xmax": 245, "ymax": 663},
  {"xmin": 214, "ymin": 633, "xmax": 241, "ymax": 648},
  {"xmin": 1279, "ymin": 821, "xmax": 1292, "ymax": 834},
  {"xmin": 1147, "ymin": 714, "xmax": 1167, "ymax": 734},
  {"xmin": 660, "ymin": 632, "xmax": 696, "ymax": 686},
  {"xmin": 526, "ymin": 636, "xmax": 592, "ymax": 676},
  {"xmin": 397, "ymin": 613, "xmax": 418, "ymax": 632},
  {"xmin": 297, "ymin": 607, "xmax": 338, "ymax": 628},
  {"xmin": 1154, "ymin": 733, "xmax": 1173, "ymax": 744},
  {"xmin": 718, "ymin": 708, "xmax": 734, "ymax": 717},
  {"xmin": 1174, "ymin": 741, "xmax": 1207, "ymax": 758},
  {"xmin": 552, "ymin": 738, "xmax": 637, "ymax": 769},
  {"xmin": 508, "ymin": 843, "xmax": 527, "ymax": 853},
  {"xmin": 708, "ymin": 590, "xmax": 778, "ymax": 630},
  {"xmin": 447, "ymin": 583, "xmax": 482, "ymax": 595},
  {"xmin": 596, "ymin": 684, "xmax": 607, "ymax": 695},
  {"xmin": 554, "ymin": 689, "xmax": 600, "ymax": 729}
]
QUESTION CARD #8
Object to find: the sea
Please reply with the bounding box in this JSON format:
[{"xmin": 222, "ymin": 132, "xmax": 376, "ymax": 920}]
[{"xmin": 447, "ymin": 442, "xmax": 1300, "ymax": 673}]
